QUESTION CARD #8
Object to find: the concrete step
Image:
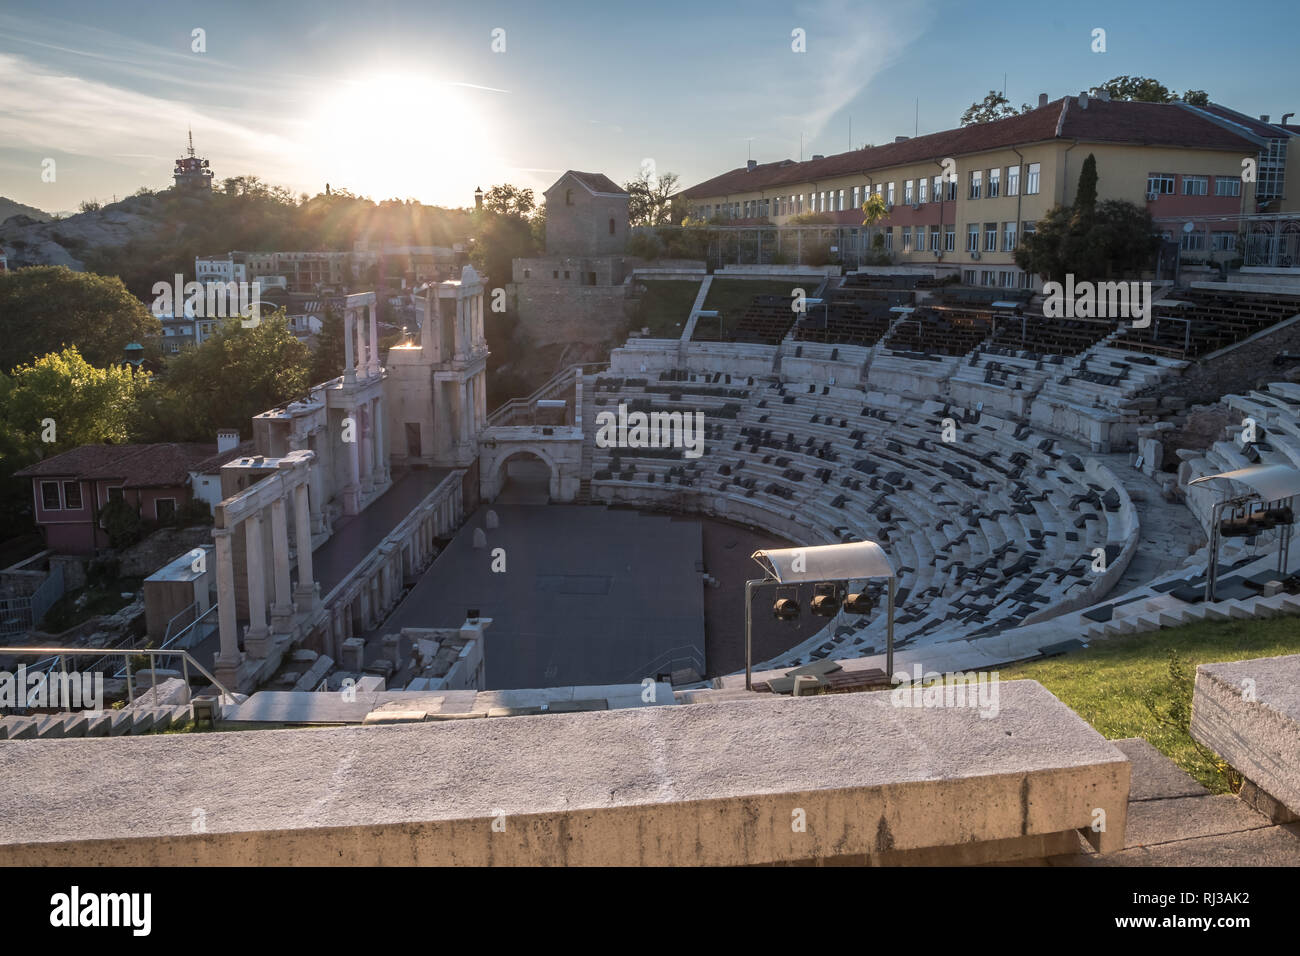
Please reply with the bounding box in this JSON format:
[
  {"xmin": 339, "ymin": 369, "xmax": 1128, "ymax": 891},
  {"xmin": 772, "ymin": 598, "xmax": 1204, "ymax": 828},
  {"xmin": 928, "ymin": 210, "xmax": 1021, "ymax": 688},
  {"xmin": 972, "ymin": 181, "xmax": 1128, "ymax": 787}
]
[
  {"xmin": 84, "ymin": 712, "xmax": 113, "ymax": 737},
  {"xmin": 108, "ymin": 709, "xmax": 135, "ymax": 736},
  {"xmin": 34, "ymin": 716, "xmax": 66, "ymax": 739},
  {"xmin": 128, "ymin": 709, "xmax": 158, "ymax": 735},
  {"xmin": 2, "ymin": 717, "xmax": 38, "ymax": 740}
]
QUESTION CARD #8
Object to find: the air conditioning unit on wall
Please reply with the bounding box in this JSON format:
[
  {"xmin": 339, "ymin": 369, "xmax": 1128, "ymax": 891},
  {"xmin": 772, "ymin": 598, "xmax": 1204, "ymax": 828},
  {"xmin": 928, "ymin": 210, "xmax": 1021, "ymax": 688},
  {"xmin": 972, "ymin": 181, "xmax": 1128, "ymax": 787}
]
[{"xmin": 971, "ymin": 251, "xmax": 981, "ymax": 260}]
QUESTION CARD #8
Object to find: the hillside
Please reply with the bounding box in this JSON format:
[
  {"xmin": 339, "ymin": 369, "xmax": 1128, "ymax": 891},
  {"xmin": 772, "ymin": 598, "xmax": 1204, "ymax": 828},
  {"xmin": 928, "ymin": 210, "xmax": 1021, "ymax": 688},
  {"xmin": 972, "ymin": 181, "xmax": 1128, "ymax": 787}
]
[
  {"xmin": 0, "ymin": 197, "xmax": 52, "ymax": 226},
  {"xmin": 0, "ymin": 186, "xmax": 473, "ymax": 299}
]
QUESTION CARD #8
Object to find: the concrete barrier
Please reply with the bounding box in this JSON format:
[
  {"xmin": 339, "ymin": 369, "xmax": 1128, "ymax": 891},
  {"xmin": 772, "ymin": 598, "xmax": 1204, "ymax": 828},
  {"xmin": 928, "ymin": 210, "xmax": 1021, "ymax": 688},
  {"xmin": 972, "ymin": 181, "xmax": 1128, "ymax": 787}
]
[
  {"xmin": 0, "ymin": 680, "xmax": 1128, "ymax": 865},
  {"xmin": 1191, "ymin": 654, "xmax": 1300, "ymax": 820}
]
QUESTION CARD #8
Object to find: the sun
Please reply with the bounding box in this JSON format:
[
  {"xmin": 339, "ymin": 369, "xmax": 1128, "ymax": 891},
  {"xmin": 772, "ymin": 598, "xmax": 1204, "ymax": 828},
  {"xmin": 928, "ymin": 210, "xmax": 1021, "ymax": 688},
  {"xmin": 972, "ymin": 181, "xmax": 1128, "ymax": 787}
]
[{"xmin": 310, "ymin": 72, "xmax": 493, "ymax": 205}]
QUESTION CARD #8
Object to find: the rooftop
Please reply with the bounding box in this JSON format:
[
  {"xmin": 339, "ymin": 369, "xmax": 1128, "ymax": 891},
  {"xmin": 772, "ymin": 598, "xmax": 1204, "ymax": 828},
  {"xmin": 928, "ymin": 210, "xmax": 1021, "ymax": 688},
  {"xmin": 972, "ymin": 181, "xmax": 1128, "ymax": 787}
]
[{"xmin": 14, "ymin": 442, "xmax": 219, "ymax": 488}]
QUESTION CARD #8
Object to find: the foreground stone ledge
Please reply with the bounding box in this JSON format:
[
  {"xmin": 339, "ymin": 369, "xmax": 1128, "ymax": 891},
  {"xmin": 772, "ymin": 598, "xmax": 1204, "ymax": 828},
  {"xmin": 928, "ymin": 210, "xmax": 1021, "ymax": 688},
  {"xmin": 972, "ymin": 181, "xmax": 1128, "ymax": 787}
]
[
  {"xmin": 0, "ymin": 680, "xmax": 1129, "ymax": 866},
  {"xmin": 1191, "ymin": 653, "xmax": 1300, "ymax": 819}
]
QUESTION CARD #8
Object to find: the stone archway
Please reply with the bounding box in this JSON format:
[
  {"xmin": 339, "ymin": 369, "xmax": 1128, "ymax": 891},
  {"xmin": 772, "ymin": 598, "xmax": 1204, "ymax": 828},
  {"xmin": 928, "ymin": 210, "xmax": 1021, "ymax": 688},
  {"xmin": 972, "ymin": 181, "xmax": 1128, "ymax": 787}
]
[
  {"xmin": 477, "ymin": 429, "xmax": 583, "ymax": 504},
  {"xmin": 494, "ymin": 451, "xmax": 554, "ymax": 504}
]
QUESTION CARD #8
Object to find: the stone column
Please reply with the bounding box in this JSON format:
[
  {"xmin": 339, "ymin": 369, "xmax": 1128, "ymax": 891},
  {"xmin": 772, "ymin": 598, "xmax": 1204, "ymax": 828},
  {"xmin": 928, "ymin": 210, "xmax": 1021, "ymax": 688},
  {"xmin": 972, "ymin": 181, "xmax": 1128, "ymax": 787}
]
[
  {"xmin": 269, "ymin": 496, "xmax": 294, "ymax": 633},
  {"xmin": 308, "ymin": 450, "xmax": 327, "ymax": 534},
  {"xmin": 343, "ymin": 405, "xmax": 361, "ymax": 516},
  {"xmin": 243, "ymin": 512, "xmax": 270, "ymax": 658},
  {"xmin": 213, "ymin": 527, "xmax": 241, "ymax": 687},
  {"xmin": 343, "ymin": 308, "xmax": 356, "ymax": 385},
  {"xmin": 373, "ymin": 396, "xmax": 389, "ymax": 483},
  {"xmin": 368, "ymin": 303, "xmax": 381, "ymax": 377},
  {"xmin": 293, "ymin": 482, "xmax": 318, "ymax": 607},
  {"xmin": 360, "ymin": 403, "xmax": 375, "ymax": 494}
]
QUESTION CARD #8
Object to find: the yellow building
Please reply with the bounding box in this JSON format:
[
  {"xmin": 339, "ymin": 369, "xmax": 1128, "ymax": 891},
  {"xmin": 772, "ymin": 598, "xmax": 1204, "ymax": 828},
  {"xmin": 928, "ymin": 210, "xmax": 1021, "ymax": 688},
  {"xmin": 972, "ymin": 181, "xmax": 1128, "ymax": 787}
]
[{"xmin": 678, "ymin": 94, "xmax": 1297, "ymax": 287}]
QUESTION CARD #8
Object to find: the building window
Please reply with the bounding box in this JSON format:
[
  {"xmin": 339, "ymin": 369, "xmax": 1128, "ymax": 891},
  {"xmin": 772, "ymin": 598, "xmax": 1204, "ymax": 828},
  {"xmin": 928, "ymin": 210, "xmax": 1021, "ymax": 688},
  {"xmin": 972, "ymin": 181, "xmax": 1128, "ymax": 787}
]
[
  {"xmin": 969, "ymin": 170, "xmax": 982, "ymax": 199},
  {"xmin": 982, "ymin": 270, "xmax": 996, "ymax": 286},
  {"xmin": 609, "ymin": 218, "xmax": 616, "ymax": 234},
  {"xmin": 1022, "ymin": 220, "xmax": 1037, "ymax": 241},
  {"xmin": 1000, "ymin": 271, "xmax": 1016, "ymax": 288},
  {"xmin": 837, "ymin": 189, "xmax": 845, "ymax": 210},
  {"xmin": 63, "ymin": 481, "xmax": 82, "ymax": 510},
  {"xmin": 1147, "ymin": 173, "xmax": 1175, "ymax": 196},
  {"xmin": 563, "ymin": 270, "xmax": 570, "ymax": 279},
  {"xmin": 852, "ymin": 186, "xmax": 860, "ymax": 208},
  {"xmin": 1181, "ymin": 232, "xmax": 1207, "ymax": 251},
  {"xmin": 156, "ymin": 498, "xmax": 176, "ymax": 522},
  {"xmin": 967, "ymin": 224, "xmax": 980, "ymax": 252},
  {"xmin": 1182, "ymin": 175, "xmax": 1209, "ymax": 196},
  {"xmin": 916, "ymin": 226, "xmax": 927, "ymax": 250},
  {"xmin": 944, "ymin": 226, "xmax": 956, "ymax": 251},
  {"xmin": 565, "ymin": 189, "xmax": 573, "ymax": 206},
  {"xmin": 904, "ymin": 180, "xmax": 914, "ymax": 205},
  {"xmin": 963, "ymin": 269, "xmax": 976, "ymax": 284},
  {"xmin": 41, "ymin": 481, "xmax": 61, "ymax": 510},
  {"xmin": 988, "ymin": 168, "xmax": 1000, "ymax": 198},
  {"xmin": 1004, "ymin": 221, "xmax": 1017, "ymax": 251},
  {"xmin": 902, "ymin": 228, "xmax": 912, "ymax": 251},
  {"xmin": 524, "ymin": 269, "xmax": 531, "ymax": 279},
  {"xmin": 552, "ymin": 270, "xmax": 559, "ymax": 279},
  {"xmin": 984, "ymin": 223, "xmax": 998, "ymax": 252},
  {"xmin": 1215, "ymin": 177, "xmax": 1241, "ymax": 197},
  {"xmin": 107, "ymin": 486, "xmax": 124, "ymax": 503},
  {"xmin": 1212, "ymin": 231, "xmax": 1237, "ymax": 251},
  {"xmin": 930, "ymin": 228, "xmax": 941, "ymax": 252},
  {"xmin": 1007, "ymin": 165, "xmax": 1020, "ymax": 196},
  {"xmin": 1026, "ymin": 163, "xmax": 1041, "ymax": 195},
  {"xmin": 918, "ymin": 178, "xmax": 928, "ymax": 204},
  {"xmin": 884, "ymin": 228, "xmax": 893, "ymax": 251},
  {"xmin": 886, "ymin": 182, "xmax": 895, "ymax": 205}
]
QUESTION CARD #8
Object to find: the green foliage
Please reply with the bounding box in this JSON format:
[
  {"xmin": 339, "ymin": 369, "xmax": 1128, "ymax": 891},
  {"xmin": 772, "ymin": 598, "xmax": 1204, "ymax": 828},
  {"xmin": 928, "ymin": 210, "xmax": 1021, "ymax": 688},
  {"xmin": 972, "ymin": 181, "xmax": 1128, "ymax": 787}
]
[
  {"xmin": 961, "ymin": 90, "xmax": 1032, "ymax": 125},
  {"xmin": 100, "ymin": 497, "xmax": 144, "ymax": 549},
  {"xmin": 625, "ymin": 171, "xmax": 681, "ymax": 227},
  {"xmin": 0, "ymin": 266, "xmax": 160, "ymax": 372},
  {"xmin": 625, "ymin": 231, "xmax": 664, "ymax": 260},
  {"xmin": 309, "ymin": 305, "xmax": 347, "ymax": 385},
  {"xmin": 860, "ymin": 193, "xmax": 888, "ymax": 228},
  {"xmin": 1016, "ymin": 198, "xmax": 1159, "ymax": 283},
  {"xmin": 1088, "ymin": 76, "xmax": 1212, "ymax": 106},
  {"xmin": 1074, "ymin": 154, "xmax": 1099, "ymax": 222},
  {"xmin": 129, "ymin": 310, "xmax": 310, "ymax": 442},
  {"xmin": 469, "ymin": 184, "xmax": 542, "ymax": 288}
]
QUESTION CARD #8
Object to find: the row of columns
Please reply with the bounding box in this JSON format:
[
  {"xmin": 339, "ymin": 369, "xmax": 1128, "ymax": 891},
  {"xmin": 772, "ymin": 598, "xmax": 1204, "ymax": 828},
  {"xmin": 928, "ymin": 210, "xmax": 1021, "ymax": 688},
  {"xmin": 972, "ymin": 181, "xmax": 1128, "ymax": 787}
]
[
  {"xmin": 342, "ymin": 302, "xmax": 380, "ymax": 385},
  {"xmin": 215, "ymin": 480, "xmax": 319, "ymax": 689},
  {"xmin": 344, "ymin": 393, "xmax": 389, "ymax": 514},
  {"xmin": 320, "ymin": 480, "xmax": 464, "ymax": 661}
]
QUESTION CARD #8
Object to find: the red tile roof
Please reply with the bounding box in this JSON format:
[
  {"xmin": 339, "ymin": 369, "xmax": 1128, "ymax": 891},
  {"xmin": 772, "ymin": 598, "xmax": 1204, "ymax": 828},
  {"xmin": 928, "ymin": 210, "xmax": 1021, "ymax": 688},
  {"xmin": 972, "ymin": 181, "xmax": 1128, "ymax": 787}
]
[
  {"xmin": 15, "ymin": 443, "xmax": 219, "ymax": 488},
  {"xmin": 678, "ymin": 98, "xmax": 1259, "ymax": 199},
  {"xmin": 554, "ymin": 171, "xmax": 627, "ymax": 196}
]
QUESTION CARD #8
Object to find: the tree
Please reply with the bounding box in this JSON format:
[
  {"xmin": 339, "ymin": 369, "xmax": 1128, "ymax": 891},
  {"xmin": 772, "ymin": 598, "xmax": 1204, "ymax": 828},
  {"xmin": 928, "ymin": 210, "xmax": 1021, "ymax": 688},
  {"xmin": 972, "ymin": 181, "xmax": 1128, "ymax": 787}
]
[
  {"xmin": 309, "ymin": 305, "xmax": 347, "ymax": 385},
  {"xmin": 0, "ymin": 347, "xmax": 151, "ymax": 456},
  {"xmin": 481, "ymin": 184, "xmax": 536, "ymax": 218},
  {"xmin": 469, "ymin": 184, "xmax": 542, "ymax": 287},
  {"xmin": 625, "ymin": 171, "xmax": 681, "ymax": 227},
  {"xmin": 0, "ymin": 266, "xmax": 160, "ymax": 373},
  {"xmin": 130, "ymin": 311, "xmax": 310, "ymax": 442},
  {"xmin": 1016, "ymin": 200, "xmax": 1159, "ymax": 284},
  {"xmin": 961, "ymin": 91, "xmax": 1032, "ymax": 126},
  {"xmin": 1073, "ymin": 153, "xmax": 1099, "ymax": 227},
  {"xmin": 1088, "ymin": 76, "xmax": 1211, "ymax": 105}
]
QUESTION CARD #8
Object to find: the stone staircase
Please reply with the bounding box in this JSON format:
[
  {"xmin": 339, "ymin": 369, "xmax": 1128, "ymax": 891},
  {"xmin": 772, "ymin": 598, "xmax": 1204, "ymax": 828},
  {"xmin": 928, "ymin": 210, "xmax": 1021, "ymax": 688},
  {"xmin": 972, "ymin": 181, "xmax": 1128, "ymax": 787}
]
[
  {"xmin": 1083, "ymin": 590, "xmax": 1300, "ymax": 639},
  {"xmin": 0, "ymin": 703, "xmax": 195, "ymax": 740}
]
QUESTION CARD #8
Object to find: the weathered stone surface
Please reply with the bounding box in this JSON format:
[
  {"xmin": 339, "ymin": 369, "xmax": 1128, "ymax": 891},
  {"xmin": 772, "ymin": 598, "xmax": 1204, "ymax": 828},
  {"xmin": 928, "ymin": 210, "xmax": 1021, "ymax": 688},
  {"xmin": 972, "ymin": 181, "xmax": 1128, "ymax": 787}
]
[
  {"xmin": 0, "ymin": 680, "xmax": 1129, "ymax": 866},
  {"xmin": 1191, "ymin": 654, "xmax": 1300, "ymax": 816}
]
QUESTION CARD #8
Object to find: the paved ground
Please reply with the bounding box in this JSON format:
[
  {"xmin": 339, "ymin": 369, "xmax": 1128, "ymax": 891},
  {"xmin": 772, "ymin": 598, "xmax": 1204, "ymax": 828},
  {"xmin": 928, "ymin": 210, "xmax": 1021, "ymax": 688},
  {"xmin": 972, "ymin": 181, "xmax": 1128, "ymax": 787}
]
[
  {"xmin": 378, "ymin": 503, "xmax": 705, "ymax": 689},
  {"xmin": 313, "ymin": 467, "xmax": 450, "ymax": 596},
  {"xmin": 1038, "ymin": 738, "xmax": 1300, "ymax": 865}
]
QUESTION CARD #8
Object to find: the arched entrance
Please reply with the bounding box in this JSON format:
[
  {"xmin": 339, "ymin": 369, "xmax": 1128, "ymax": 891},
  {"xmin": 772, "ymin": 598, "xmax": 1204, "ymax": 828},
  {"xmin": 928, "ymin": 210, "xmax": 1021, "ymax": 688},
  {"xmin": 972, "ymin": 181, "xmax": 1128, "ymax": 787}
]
[{"xmin": 495, "ymin": 451, "xmax": 553, "ymax": 504}]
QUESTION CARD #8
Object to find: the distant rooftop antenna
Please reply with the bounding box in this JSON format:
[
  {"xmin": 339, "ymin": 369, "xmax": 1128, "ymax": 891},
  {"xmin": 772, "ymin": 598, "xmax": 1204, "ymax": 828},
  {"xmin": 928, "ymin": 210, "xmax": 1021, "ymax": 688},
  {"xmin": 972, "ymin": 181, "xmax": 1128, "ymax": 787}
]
[{"xmin": 187, "ymin": 126, "xmax": 196, "ymax": 158}]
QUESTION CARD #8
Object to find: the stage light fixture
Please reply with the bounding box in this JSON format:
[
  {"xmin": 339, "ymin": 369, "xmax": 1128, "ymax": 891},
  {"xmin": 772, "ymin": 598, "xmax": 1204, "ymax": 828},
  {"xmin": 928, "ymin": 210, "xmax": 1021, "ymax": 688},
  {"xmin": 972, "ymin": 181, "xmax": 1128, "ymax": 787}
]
[
  {"xmin": 810, "ymin": 583, "xmax": 841, "ymax": 617},
  {"xmin": 844, "ymin": 591, "xmax": 874, "ymax": 614},
  {"xmin": 772, "ymin": 587, "xmax": 800, "ymax": 621}
]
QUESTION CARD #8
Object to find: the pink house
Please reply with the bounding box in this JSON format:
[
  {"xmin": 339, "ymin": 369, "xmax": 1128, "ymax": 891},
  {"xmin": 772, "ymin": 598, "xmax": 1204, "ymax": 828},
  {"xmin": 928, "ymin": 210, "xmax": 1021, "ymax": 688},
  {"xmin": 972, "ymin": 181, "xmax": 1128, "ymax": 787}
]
[{"xmin": 15, "ymin": 443, "xmax": 222, "ymax": 556}]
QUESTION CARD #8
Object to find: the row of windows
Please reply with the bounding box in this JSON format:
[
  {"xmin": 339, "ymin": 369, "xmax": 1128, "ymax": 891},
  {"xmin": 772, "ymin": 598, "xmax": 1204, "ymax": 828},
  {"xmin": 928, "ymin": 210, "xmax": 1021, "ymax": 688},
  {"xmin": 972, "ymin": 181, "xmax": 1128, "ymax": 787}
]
[
  {"xmin": 40, "ymin": 481, "xmax": 177, "ymax": 520},
  {"xmin": 698, "ymin": 162, "xmax": 1043, "ymax": 220},
  {"xmin": 962, "ymin": 269, "xmax": 1034, "ymax": 289},
  {"xmin": 1146, "ymin": 173, "xmax": 1242, "ymax": 198},
  {"xmin": 873, "ymin": 220, "xmax": 1036, "ymax": 254},
  {"xmin": 1177, "ymin": 231, "xmax": 1240, "ymax": 251}
]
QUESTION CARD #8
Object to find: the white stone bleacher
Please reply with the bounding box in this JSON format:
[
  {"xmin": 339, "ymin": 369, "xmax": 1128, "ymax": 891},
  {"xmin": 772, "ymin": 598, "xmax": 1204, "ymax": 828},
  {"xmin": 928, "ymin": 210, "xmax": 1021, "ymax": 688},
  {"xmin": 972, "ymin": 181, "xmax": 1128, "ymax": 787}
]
[{"xmin": 587, "ymin": 369, "xmax": 1133, "ymax": 672}]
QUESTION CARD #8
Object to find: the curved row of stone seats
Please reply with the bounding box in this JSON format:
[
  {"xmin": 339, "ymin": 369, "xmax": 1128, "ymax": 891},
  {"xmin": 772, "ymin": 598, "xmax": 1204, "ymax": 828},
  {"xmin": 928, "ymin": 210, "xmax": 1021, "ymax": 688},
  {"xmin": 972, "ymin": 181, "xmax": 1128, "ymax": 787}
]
[
  {"xmin": 780, "ymin": 341, "xmax": 872, "ymax": 389},
  {"xmin": 989, "ymin": 315, "xmax": 1115, "ymax": 357},
  {"xmin": 587, "ymin": 371, "xmax": 1129, "ymax": 670},
  {"xmin": 1114, "ymin": 288, "xmax": 1300, "ymax": 360}
]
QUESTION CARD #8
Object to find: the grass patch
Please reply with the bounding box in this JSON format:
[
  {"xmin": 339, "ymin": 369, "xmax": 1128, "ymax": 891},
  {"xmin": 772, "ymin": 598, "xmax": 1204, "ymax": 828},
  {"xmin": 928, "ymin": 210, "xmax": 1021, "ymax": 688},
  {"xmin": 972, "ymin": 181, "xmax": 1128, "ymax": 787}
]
[
  {"xmin": 630, "ymin": 279, "xmax": 700, "ymax": 339},
  {"xmin": 1002, "ymin": 614, "xmax": 1300, "ymax": 793},
  {"xmin": 698, "ymin": 278, "xmax": 815, "ymax": 340}
]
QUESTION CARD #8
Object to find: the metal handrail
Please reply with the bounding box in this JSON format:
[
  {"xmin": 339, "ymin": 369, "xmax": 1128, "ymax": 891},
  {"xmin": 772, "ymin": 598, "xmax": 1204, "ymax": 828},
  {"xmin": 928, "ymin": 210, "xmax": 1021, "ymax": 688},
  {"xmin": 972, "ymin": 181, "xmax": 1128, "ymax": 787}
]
[
  {"xmin": 0, "ymin": 646, "xmax": 234, "ymax": 706},
  {"xmin": 621, "ymin": 644, "xmax": 706, "ymax": 684},
  {"xmin": 486, "ymin": 362, "xmax": 610, "ymax": 426}
]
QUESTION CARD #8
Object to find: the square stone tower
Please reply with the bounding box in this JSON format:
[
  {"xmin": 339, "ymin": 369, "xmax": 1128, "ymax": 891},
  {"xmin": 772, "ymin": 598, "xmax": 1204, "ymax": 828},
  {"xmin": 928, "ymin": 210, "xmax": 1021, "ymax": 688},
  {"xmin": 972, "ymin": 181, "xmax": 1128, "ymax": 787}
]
[{"xmin": 543, "ymin": 171, "xmax": 629, "ymax": 256}]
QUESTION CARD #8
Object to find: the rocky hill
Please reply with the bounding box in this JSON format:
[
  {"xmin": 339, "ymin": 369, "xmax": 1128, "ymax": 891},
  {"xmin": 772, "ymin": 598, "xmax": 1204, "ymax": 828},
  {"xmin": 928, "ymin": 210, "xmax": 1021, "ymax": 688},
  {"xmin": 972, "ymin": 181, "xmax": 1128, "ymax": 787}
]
[
  {"xmin": 0, "ymin": 194, "xmax": 162, "ymax": 271},
  {"xmin": 0, "ymin": 197, "xmax": 52, "ymax": 226}
]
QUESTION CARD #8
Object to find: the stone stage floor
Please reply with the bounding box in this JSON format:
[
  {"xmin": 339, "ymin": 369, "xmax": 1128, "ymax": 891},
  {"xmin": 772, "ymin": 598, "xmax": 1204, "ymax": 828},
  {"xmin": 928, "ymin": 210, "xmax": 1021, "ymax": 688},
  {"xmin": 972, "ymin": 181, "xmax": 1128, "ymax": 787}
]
[{"xmin": 377, "ymin": 503, "xmax": 706, "ymax": 690}]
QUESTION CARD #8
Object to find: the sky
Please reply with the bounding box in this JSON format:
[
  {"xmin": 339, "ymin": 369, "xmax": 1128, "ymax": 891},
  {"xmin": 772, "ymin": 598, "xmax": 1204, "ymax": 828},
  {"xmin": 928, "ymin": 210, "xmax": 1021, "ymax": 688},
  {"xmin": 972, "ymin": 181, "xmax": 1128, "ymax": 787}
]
[{"xmin": 1, "ymin": 0, "xmax": 1297, "ymax": 214}]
